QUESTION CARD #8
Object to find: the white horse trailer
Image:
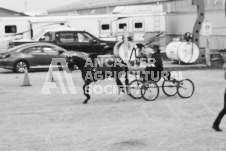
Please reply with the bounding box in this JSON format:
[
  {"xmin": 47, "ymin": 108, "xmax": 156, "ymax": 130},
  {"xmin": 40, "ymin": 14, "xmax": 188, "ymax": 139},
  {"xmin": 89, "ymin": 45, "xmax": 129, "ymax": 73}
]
[
  {"xmin": 0, "ymin": 12, "xmax": 166, "ymax": 51},
  {"xmin": 0, "ymin": 17, "xmax": 68, "ymax": 39},
  {"xmin": 66, "ymin": 13, "xmax": 166, "ymax": 43},
  {"xmin": 0, "ymin": 17, "xmax": 68, "ymax": 51}
]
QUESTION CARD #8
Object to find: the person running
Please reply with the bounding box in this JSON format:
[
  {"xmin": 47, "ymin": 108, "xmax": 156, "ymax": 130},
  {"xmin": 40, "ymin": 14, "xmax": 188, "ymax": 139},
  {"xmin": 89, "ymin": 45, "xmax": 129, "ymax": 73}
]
[{"xmin": 212, "ymin": 54, "xmax": 226, "ymax": 131}]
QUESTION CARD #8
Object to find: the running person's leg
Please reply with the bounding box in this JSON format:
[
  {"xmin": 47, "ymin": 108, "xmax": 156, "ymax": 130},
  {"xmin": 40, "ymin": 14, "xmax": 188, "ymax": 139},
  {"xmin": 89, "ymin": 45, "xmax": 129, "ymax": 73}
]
[
  {"xmin": 213, "ymin": 54, "xmax": 226, "ymax": 131},
  {"xmin": 213, "ymin": 92, "xmax": 226, "ymax": 131}
]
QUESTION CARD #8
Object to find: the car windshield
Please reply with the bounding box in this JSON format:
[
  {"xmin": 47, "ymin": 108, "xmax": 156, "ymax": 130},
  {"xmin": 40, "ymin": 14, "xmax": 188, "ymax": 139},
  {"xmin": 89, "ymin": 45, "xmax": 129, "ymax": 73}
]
[
  {"xmin": 31, "ymin": 30, "xmax": 46, "ymax": 40},
  {"xmin": 53, "ymin": 45, "xmax": 67, "ymax": 52}
]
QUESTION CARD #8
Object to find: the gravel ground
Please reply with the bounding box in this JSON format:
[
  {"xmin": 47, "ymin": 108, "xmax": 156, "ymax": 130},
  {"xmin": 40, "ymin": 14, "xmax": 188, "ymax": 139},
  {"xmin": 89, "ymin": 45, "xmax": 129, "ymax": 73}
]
[{"xmin": 0, "ymin": 68, "xmax": 225, "ymax": 151}]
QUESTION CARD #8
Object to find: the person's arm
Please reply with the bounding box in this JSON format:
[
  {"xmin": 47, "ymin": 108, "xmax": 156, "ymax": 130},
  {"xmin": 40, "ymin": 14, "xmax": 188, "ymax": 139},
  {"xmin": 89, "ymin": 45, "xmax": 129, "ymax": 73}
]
[
  {"xmin": 223, "ymin": 61, "xmax": 226, "ymax": 93},
  {"xmin": 224, "ymin": 63, "xmax": 226, "ymax": 80}
]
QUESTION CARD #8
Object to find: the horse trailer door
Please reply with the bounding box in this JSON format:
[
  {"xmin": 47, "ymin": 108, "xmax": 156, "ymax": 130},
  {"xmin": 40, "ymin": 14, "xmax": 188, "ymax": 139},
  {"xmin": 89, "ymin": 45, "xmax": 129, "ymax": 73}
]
[
  {"xmin": 116, "ymin": 20, "xmax": 129, "ymax": 41},
  {"xmin": 132, "ymin": 19, "xmax": 145, "ymax": 42},
  {"xmin": 99, "ymin": 19, "xmax": 115, "ymax": 41}
]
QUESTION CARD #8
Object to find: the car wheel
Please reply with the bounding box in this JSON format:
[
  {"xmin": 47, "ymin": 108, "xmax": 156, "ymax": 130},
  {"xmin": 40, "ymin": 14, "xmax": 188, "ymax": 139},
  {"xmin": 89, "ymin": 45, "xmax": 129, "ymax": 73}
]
[{"xmin": 13, "ymin": 61, "xmax": 29, "ymax": 73}]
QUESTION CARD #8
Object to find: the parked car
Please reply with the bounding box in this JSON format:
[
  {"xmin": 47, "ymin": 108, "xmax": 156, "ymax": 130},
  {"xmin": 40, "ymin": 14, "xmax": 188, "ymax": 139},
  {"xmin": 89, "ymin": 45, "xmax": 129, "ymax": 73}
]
[
  {"xmin": 9, "ymin": 28, "xmax": 116, "ymax": 55},
  {"xmin": 0, "ymin": 43, "xmax": 69, "ymax": 73}
]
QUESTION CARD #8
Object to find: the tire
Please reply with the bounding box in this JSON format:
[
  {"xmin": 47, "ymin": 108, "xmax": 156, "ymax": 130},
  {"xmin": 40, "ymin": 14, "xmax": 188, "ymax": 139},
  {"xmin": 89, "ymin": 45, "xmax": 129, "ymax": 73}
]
[
  {"xmin": 13, "ymin": 61, "xmax": 29, "ymax": 73},
  {"xmin": 129, "ymin": 80, "xmax": 143, "ymax": 99},
  {"xmin": 177, "ymin": 79, "xmax": 195, "ymax": 98},
  {"xmin": 141, "ymin": 81, "xmax": 159, "ymax": 101},
  {"xmin": 162, "ymin": 79, "xmax": 178, "ymax": 96}
]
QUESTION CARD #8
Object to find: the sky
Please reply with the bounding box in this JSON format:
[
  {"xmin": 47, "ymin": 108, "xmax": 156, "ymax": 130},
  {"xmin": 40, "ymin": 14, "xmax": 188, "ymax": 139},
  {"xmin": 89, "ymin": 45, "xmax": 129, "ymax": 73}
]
[{"xmin": 0, "ymin": 0, "xmax": 81, "ymax": 12}]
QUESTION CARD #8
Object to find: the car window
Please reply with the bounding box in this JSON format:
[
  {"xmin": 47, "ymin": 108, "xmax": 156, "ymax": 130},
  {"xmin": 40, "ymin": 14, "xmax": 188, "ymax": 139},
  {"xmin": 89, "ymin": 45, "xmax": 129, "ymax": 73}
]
[
  {"xmin": 42, "ymin": 32, "xmax": 51, "ymax": 41},
  {"xmin": 58, "ymin": 32, "xmax": 77, "ymax": 42},
  {"xmin": 24, "ymin": 46, "xmax": 43, "ymax": 53},
  {"xmin": 77, "ymin": 33, "xmax": 93, "ymax": 43},
  {"xmin": 42, "ymin": 46, "xmax": 58, "ymax": 54}
]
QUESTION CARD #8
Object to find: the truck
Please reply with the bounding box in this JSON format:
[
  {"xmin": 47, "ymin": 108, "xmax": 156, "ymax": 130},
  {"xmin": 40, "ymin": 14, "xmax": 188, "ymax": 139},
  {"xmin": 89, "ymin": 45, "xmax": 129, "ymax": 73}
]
[{"xmin": 8, "ymin": 27, "xmax": 117, "ymax": 55}]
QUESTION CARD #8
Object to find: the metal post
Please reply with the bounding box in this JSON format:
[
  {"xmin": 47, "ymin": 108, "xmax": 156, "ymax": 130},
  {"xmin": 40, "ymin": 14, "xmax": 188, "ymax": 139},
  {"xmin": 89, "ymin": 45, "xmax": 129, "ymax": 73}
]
[
  {"xmin": 123, "ymin": 26, "xmax": 128, "ymax": 63},
  {"xmin": 206, "ymin": 36, "xmax": 211, "ymax": 66}
]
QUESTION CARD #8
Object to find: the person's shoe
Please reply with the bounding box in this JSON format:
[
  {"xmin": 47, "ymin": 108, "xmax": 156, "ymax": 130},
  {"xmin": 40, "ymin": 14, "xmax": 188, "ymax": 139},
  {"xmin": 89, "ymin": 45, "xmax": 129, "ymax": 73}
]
[{"xmin": 212, "ymin": 125, "xmax": 222, "ymax": 132}]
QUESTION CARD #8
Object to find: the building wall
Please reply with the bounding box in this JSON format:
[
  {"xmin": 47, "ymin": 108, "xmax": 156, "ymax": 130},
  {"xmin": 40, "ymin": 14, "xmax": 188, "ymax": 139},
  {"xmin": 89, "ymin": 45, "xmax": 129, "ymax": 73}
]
[
  {"xmin": 48, "ymin": 0, "xmax": 226, "ymax": 51},
  {"xmin": 162, "ymin": 0, "xmax": 225, "ymax": 13},
  {"xmin": 48, "ymin": 10, "xmax": 78, "ymax": 16},
  {"xmin": 49, "ymin": 0, "xmax": 225, "ymax": 15},
  {"xmin": 48, "ymin": 0, "xmax": 226, "ymax": 16},
  {"xmin": 0, "ymin": 8, "xmax": 25, "ymax": 17},
  {"xmin": 77, "ymin": 7, "xmax": 115, "ymax": 15}
]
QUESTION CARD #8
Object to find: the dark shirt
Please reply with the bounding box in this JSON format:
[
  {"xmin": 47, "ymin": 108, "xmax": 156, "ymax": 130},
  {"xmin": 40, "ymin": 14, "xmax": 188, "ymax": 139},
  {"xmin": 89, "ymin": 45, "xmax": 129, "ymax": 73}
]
[{"xmin": 152, "ymin": 52, "xmax": 163, "ymax": 71}]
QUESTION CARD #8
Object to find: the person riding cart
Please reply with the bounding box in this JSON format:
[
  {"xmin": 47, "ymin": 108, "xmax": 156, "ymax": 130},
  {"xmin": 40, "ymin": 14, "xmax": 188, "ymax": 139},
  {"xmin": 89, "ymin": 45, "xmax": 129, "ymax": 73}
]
[{"xmin": 144, "ymin": 44, "xmax": 164, "ymax": 82}]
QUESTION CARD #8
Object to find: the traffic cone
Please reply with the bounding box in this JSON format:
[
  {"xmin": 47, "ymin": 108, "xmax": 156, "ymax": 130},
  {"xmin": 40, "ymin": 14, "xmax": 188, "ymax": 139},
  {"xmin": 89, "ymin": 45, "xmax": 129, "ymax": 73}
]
[
  {"xmin": 22, "ymin": 68, "xmax": 31, "ymax": 86},
  {"xmin": 48, "ymin": 64, "xmax": 55, "ymax": 82}
]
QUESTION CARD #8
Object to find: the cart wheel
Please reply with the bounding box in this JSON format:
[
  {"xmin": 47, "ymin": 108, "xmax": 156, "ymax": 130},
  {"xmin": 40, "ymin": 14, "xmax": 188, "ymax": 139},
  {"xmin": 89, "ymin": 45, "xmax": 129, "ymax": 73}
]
[
  {"xmin": 141, "ymin": 81, "xmax": 159, "ymax": 101},
  {"xmin": 162, "ymin": 79, "xmax": 178, "ymax": 96},
  {"xmin": 177, "ymin": 79, "xmax": 195, "ymax": 98},
  {"xmin": 129, "ymin": 80, "xmax": 143, "ymax": 99}
]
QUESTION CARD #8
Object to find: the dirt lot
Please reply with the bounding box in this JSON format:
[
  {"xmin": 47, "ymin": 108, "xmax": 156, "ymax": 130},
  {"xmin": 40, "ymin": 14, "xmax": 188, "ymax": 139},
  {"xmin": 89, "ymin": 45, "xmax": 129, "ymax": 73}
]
[{"xmin": 0, "ymin": 68, "xmax": 225, "ymax": 151}]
